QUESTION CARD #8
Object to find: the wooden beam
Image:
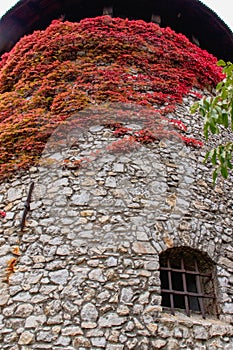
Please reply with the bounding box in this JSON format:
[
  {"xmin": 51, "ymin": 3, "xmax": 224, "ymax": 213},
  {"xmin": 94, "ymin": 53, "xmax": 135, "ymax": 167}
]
[
  {"xmin": 103, "ymin": 6, "xmax": 113, "ymax": 17},
  {"xmin": 151, "ymin": 14, "xmax": 161, "ymax": 26}
]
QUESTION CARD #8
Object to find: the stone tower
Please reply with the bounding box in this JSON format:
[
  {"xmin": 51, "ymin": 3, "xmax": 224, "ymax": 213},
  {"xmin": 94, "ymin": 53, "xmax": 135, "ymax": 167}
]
[{"xmin": 0, "ymin": 1, "xmax": 233, "ymax": 349}]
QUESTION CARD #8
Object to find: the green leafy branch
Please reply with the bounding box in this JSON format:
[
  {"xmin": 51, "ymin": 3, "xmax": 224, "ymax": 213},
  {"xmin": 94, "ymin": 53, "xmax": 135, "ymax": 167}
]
[{"xmin": 191, "ymin": 60, "xmax": 233, "ymax": 182}]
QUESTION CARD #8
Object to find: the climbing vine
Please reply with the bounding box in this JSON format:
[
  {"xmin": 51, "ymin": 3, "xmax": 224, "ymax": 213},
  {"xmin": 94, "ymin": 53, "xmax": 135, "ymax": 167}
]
[{"xmin": 0, "ymin": 16, "xmax": 223, "ymax": 179}]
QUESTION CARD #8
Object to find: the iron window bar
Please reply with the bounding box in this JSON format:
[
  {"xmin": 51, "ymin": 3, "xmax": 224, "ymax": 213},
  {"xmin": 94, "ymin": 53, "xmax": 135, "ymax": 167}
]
[
  {"xmin": 181, "ymin": 257, "xmax": 190, "ymax": 317},
  {"xmin": 160, "ymin": 256, "xmax": 216, "ymax": 318},
  {"xmin": 194, "ymin": 259, "xmax": 206, "ymax": 318}
]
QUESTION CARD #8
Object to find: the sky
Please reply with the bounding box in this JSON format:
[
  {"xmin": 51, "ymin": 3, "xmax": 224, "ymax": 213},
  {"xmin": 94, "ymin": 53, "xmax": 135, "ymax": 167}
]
[{"xmin": 0, "ymin": 0, "xmax": 233, "ymax": 31}]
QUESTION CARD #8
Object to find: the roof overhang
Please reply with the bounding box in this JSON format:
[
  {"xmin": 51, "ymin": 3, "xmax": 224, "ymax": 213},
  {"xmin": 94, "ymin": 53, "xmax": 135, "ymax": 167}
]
[{"xmin": 0, "ymin": 0, "xmax": 233, "ymax": 61}]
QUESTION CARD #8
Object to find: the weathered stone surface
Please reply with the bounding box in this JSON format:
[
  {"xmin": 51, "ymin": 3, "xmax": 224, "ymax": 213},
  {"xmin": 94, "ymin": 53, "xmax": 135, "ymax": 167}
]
[
  {"xmin": 15, "ymin": 304, "xmax": 34, "ymax": 317},
  {"xmin": 113, "ymin": 163, "xmax": 124, "ymax": 172},
  {"xmin": 99, "ymin": 313, "xmax": 127, "ymax": 327},
  {"xmin": 73, "ymin": 336, "xmax": 91, "ymax": 348},
  {"xmin": 106, "ymin": 256, "xmax": 118, "ymax": 267},
  {"xmin": 47, "ymin": 314, "xmax": 63, "ymax": 325},
  {"xmin": 117, "ymin": 305, "xmax": 130, "ymax": 316},
  {"xmin": 222, "ymin": 303, "xmax": 233, "ymax": 314},
  {"xmin": 193, "ymin": 325, "xmax": 209, "ymax": 340},
  {"xmin": 105, "ymin": 177, "xmax": 117, "ymax": 188},
  {"xmin": 0, "ymin": 291, "xmax": 9, "ymax": 306},
  {"xmin": 166, "ymin": 339, "xmax": 179, "ymax": 350},
  {"xmin": 151, "ymin": 339, "xmax": 167, "ymax": 349},
  {"xmin": 88, "ymin": 268, "xmax": 107, "ymax": 282},
  {"xmin": 49, "ymin": 269, "xmax": 69, "ymax": 285},
  {"xmin": 91, "ymin": 337, "xmax": 107, "ymax": 347},
  {"xmin": 80, "ymin": 303, "xmax": 98, "ymax": 322},
  {"xmin": 106, "ymin": 345, "xmax": 124, "ymax": 350},
  {"xmin": 219, "ymin": 257, "xmax": 233, "ymax": 271},
  {"xmin": 57, "ymin": 245, "xmax": 70, "ymax": 255},
  {"xmin": 25, "ymin": 315, "xmax": 46, "ymax": 328},
  {"xmin": 71, "ymin": 191, "xmax": 90, "ymax": 205},
  {"xmin": 18, "ymin": 331, "xmax": 34, "ymax": 345},
  {"xmin": 12, "ymin": 292, "xmax": 31, "ymax": 302},
  {"xmin": 132, "ymin": 242, "xmax": 157, "ymax": 254},
  {"xmin": 210, "ymin": 324, "xmax": 232, "ymax": 337},
  {"xmin": 7, "ymin": 187, "xmax": 22, "ymax": 201},
  {"xmin": 80, "ymin": 210, "xmax": 94, "ymax": 217},
  {"xmin": 81, "ymin": 321, "xmax": 97, "ymax": 328},
  {"xmin": 120, "ymin": 288, "xmax": 134, "ymax": 304}
]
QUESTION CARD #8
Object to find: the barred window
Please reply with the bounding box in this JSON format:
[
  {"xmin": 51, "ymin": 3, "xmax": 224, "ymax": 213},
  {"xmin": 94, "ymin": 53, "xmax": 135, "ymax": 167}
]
[{"xmin": 159, "ymin": 247, "xmax": 218, "ymax": 318}]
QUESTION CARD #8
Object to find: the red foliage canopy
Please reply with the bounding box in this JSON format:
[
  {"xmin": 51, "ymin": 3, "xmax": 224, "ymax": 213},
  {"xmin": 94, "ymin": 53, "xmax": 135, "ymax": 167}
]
[{"xmin": 0, "ymin": 16, "xmax": 224, "ymax": 179}]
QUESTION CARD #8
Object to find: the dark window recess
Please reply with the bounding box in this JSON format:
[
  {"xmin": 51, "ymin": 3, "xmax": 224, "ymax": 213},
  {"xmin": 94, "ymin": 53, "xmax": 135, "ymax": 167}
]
[{"xmin": 159, "ymin": 247, "xmax": 218, "ymax": 318}]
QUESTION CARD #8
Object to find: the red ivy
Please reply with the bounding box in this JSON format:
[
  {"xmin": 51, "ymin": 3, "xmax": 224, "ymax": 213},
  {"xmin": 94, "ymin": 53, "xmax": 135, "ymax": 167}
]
[
  {"xmin": 113, "ymin": 127, "xmax": 132, "ymax": 136},
  {"xmin": 0, "ymin": 210, "xmax": 6, "ymax": 218},
  {"xmin": 134, "ymin": 129, "xmax": 159, "ymax": 144},
  {"xmin": 107, "ymin": 136, "xmax": 140, "ymax": 153},
  {"xmin": 180, "ymin": 136, "xmax": 204, "ymax": 148},
  {"xmin": 169, "ymin": 119, "xmax": 187, "ymax": 132},
  {"xmin": 0, "ymin": 16, "xmax": 223, "ymax": 179}
]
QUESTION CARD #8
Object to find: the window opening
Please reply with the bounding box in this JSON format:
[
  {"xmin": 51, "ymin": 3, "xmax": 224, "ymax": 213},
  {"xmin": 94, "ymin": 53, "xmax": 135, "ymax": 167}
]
[{"xmin": 159, "ymin": 247, "xmax": 218, "ymax": 318}]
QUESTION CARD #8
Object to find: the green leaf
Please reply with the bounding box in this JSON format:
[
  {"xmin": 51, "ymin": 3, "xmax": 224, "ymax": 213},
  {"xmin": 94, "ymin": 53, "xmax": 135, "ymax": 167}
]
[
  {"xmin": 203, "ymin": 98, "xmax": 210, "ymax": 110},
  {"xmin": 221, "ymin": 113, "xmax": 229, "ymax": 128},
  {"xmin": 209, "ymin": 122, "xmax": 217, "ymax": 134},
  {"xmin": 213, "ymin": 169, "xmax": 219, "ymax": 184},
  {"xmin": 211, "ymin": 149, "xmax": 217, "ymax": 165},
  {"xmin": 190, "ymin": 102, "xmax": 199, "ymax": 114},
  {"xmin": 190, "ymin": 59, "xmax": 233, "ymax": 182},
  {"xmin": 227, "ymin": 159, "xmax": 232, "ymax": 169},
  {"xmin": 204, "ymin": 150, "xmax": 210, "ymax": 163},
  {"xmin": 231, "ymin": 100, "xmax": 233, "ymax": 129},
  {"xmin": 221, "ymin": 166, "xmax": 228, "ymax": 179},
  {"xmin": 217, "ymin": 59, "xmax": 226, "ymax": 67},
  {"xmin": 216, "ymin": 81, "xmax": 223, "ymax": 91},
  {"xmin": 203, "ymin": 124, "xmax": 209, "ymax": 139}
]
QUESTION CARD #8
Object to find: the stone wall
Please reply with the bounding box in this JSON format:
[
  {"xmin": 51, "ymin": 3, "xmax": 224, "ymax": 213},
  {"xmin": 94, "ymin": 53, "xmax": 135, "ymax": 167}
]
[{"xmin": 0, "ymin": 96, "xmax": 233, "ymax": 349}]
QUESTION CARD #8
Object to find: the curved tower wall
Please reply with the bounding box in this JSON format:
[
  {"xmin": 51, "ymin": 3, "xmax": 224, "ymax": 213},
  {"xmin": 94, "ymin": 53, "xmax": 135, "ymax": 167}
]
[
  {"xmin": 0, "ymin": 94, "xmax": 233, "ymax": 349},
  {"xmin": 0, "ymin": 2, "xmax": 233, "ymax": 349}
]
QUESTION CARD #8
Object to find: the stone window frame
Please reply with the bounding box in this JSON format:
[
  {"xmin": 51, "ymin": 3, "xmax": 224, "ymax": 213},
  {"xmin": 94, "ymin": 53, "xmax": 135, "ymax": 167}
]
[{"xmin": 159, "ymin": 247, "xmax": 219, "ymax": 318}]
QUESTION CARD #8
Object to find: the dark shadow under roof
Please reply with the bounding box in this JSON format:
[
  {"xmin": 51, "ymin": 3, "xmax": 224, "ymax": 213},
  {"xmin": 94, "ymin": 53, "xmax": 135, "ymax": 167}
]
[{"xmin": 0, "ymin": 0, "xmax": 233, "ymax": 61}]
